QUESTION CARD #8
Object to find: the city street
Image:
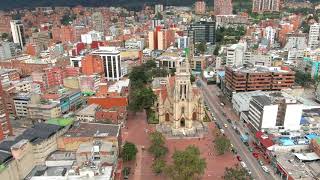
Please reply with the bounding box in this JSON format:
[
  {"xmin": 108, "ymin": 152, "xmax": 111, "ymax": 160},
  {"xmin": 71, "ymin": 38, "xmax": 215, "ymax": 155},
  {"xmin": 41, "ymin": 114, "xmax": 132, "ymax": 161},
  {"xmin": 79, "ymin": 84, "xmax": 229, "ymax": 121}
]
[{"xmin": 198, "ymin": 79, "xmax": 272, "ymax": 180}]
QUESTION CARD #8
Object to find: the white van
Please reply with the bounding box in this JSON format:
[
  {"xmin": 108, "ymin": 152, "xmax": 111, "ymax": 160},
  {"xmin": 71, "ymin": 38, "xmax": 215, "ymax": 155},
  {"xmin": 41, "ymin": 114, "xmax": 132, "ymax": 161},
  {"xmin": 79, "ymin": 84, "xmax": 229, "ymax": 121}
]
[{"xmin": 240, "ymin": 161, "xmax": 247, "ymax": 168}]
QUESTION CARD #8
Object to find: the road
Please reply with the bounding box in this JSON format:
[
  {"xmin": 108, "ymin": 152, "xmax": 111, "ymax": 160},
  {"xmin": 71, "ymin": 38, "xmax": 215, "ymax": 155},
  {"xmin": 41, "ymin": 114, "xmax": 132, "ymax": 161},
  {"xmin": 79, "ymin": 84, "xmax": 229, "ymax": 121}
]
[{"xmin": 198, "ymin": 79, "xmax": 272, "ymax": 180}]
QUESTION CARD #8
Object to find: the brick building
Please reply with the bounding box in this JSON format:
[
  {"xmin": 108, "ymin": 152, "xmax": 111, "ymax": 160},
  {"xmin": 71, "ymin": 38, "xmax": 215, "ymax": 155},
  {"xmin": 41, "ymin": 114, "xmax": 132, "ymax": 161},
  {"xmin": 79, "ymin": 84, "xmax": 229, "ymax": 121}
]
[
  {"xmin": 81, "ymin": 55, "xmax": 104, "ymax": 76},
  {"xmin": 0, "ymin": 82, "xmax": 13, "ymax": 140},
  {"xmin": 225, "ymin": 66, "xmax": 295, "ymax": 93}
]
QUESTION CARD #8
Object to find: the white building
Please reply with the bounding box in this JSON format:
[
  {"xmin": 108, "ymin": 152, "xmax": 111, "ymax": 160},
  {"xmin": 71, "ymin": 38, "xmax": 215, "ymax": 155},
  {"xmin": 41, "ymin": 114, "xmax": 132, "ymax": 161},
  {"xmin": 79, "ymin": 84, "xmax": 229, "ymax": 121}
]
[
  {"xmin": 70, "ymin": 56, "xmax": 84, "ymax": 68},
  {"xmin": 226, "ymin": 42, "xmax": 247, "ymax": 66},
  {"xmin": 243, "ymin": 52, "xmax": 272, "ymax": 66},
  {"xmin": 0, "ymin": 42, "xmax": 15, "ymax": 60},
  {"xmin": 81, "ymin": 31, "xmax": 104, "ymax": 44},
  {"xmin": 264, "ymin": 26, "xmax": 276, "ymax": 46},
  {"xmin": 76, "ymin": 104, "xmax": 100, "ymax": 122},
  {"xmin": 13, "ymin": 93, "xmax": 31, "ymax": 118},
  {"xmin": 177, "ymin": 36, "xmax": 189, "ymax": 49},
  {"xmin": 247, "ymin": 93, "xmax": 303, "ymax": 132},
  {"xmin": 92, "ymin": 47, "xmax": 123, "ymax": 81},
  {"xmin": 155, "ymin": 4, "xmax": 164, "ymax": 14},
  {"xmin": 125, "ymin": 39, "xmax": 145, "ymax": 50},
  {"xmin": 308, "ymin": 23, "xmax": 320, "ymax": 49},
  {"xmin": 10, "ymin": 20, "xmax": 25, "ymax": 49}
]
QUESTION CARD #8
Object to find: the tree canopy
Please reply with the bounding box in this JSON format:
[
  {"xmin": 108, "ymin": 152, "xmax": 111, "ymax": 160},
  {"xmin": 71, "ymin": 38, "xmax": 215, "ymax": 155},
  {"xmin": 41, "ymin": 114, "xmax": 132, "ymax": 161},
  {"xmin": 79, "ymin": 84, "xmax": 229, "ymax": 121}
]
[
  {"xmin": 295, "ymin": 70, "xmax": 312, "ymax": 87},
  {"xmin": 215, "ymin": 136, "xmax": 231, "ymax": 155},
  {"xmin": 122, "ymin": 142, "xmax": 138, "ymax": 162},
  {"xmin": 129, "ymin": 87, "xmax": 157, "ymax": 112},
  {"xmin": 196, "ymin": 42, "xmax": 207, "ymax": 54},
  {"xmin": 165, "ymin": 145, "xmax": 206, "ymax": 180},
  {"xmin": 224, "ymin": 166, "xmax": 250, "ymax": 180},
  {"xmin": 148, "ymin": 132, "xmax": 168, "ymax": 158}
]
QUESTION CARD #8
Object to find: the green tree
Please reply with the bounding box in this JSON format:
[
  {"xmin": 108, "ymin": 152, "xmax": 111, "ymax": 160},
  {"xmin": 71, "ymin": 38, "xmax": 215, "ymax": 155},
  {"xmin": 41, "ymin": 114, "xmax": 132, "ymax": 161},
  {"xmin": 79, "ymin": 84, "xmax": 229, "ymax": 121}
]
[
  {"xmin": 1, "ymin": 33, "xmax": 8, "ymax": 40},
  {"xmin": 122, "ymin": 142, "xmax": 138, "ymax": 162},
  {"xmin": 213, "ymin": 44, "xmax": 221, "ymax": 56},
  {"xmin": 190, "ymin": 74, "xmax": 196, "ymax": 83},
  {"xmin": 170, "ymin": 68, "xmax": 176, "ymax": 76},
  {"xmin": 196, "ymin": 42, "xmax": 207, "ymax": 54},
  {"xmin": 295, "ymin": 70, "xmax": 312, "ymax": 87},
  {"xmin": 152, "ymin": 158, "xmax": 166, "ymax": 174},
  {"xmin": 165, "ymin": 145, "xmax": 206, "ymax": 180},
  {"xmin": 215, "ymin": 136, "xmax": 231, "ymax": 155},
  {"xmin": 144, "ymin": 60, "xmax": 157, "ymax": 69},
  {"xmin": 129, "ymin": 66, "xmax": 150, "ymax": 85},
  {"xmin": 224, "ymin": 166, "xmax": 250, "ymax": 180},
  {"xmin": 129, "ymin": 87, "xmax": 157, "ymax": 112},
  {"xmin": 148, "ymin": 132, "xmax": 168, "ymax": 158}
]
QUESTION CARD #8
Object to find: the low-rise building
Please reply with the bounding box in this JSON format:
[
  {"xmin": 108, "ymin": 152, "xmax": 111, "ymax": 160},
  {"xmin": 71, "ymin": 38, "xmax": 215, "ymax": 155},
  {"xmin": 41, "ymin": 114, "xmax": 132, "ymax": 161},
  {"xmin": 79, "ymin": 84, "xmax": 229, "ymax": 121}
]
[
  {"xmin": 76, "ymin": 104, "xmax": 101, "ymax": 122},
  {"xmin": 13, "ymin": 93, "xmax": 31, "ymax": 118},
  {"xmin": 57, "ymin": 122, "xmax": 121, "ymax": 152}
]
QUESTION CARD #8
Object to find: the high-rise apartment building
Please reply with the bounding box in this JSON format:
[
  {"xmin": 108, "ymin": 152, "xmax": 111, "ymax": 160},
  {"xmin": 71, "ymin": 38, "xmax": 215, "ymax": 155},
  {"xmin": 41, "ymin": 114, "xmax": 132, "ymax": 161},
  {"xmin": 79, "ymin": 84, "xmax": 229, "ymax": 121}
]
[
  {"xmin": 91, "ymin": 12, "xmax": 105, "ymax": 33},
  {"xmin": 155, "ymin": 4, "xmax": 164, "ymax": 14},
  {"xmin": 252, "ymin": 0, "xmax": 280, "ymax": 13},
  {"xmin": 188, "ymin": 20, "xmax": 215, "ymax": 44},
  {"xmin": 148, "ymin": 27, "xmax": 175, "ymax": 50},
  {"xmin": 10, "ymin": 20, "xmax": 25, "ymax": 49},
  {"xmin": 308, "ymin": 23, "xmax": 320, "ymax": 49},
  {"xmin": 214, "ymin": 0, "xmax": 233, "ymax": 15},
  {"xmin": 195, "ymin": 0, "xmax": 206, "ymax": 15},
  {"xmin": 0, "ymin": 41, "xmax": 15, "ymax": 60},
  {"xmin": 92, "ymin": 47, "xmax": 123, "ymax": 81},
  {"xmin": 30, "ymin": 31, "xmax": 51, "ymax": 53},
  {"xmin": 0, "ymin": 81, "xmax": 12, "ymax": 140},
  {"xmin": 226, "ymin": 42, "xmax": 247, "ymax": 66}
]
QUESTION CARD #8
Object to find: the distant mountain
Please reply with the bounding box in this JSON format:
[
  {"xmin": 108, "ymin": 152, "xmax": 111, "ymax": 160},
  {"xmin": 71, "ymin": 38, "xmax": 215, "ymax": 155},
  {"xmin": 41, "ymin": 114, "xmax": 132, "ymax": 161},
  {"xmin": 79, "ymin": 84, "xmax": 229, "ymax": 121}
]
[{"xmin": 0, "ymin": 0, "xmax": 208, "ymax": 10}]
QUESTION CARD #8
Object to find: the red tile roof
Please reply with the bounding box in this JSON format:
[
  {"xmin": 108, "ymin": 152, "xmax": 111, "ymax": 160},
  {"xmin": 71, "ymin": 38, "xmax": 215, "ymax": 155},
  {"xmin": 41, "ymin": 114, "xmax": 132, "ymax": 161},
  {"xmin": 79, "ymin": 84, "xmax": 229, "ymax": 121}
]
[
  {"xmin": 88, "ymin": 97, "xmax": 128, "ymax": 109},
  {"xmin": 256, "ymin": 131, "xmax": 274, "ymax": 148}
]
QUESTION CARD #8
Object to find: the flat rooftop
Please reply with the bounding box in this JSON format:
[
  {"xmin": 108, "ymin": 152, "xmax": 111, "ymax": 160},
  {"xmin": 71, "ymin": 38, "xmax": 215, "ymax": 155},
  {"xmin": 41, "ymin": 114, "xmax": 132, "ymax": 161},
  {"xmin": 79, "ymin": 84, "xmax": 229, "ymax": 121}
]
[
  {"xmin": 63, "ymin": 122, "xmax": 120, "ymax": 138},
  {"xmin": 230, "ymin": 65, "xmax": 292, "ymax": 74}
]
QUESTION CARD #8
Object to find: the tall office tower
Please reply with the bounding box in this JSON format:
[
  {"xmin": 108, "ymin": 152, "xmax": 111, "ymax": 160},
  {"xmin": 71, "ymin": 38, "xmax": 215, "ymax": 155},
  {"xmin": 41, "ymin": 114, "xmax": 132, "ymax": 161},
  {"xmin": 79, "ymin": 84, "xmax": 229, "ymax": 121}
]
[
  {"xmin": 195, "ymin": 0, "xmax": 206, "ymax": 15},
  {"xmin": 91, "ymin": 12, "xmax": 105, "ymax": 33},
  {"xmin": 214, "ymin": 0, "xmax": 233, "ymax": 15},
  {"xmin": 10, "ymin": 20, "xmax": 25, "ymax": 49},
  {"xmin": 188, "ymin": 20, "xmax": 216, "ymax": 44},
  {"xmin": 92, "ymin": 47, "xmax": 123, "ymax": 81},
  {"xmin": 252, "ymin": 0, "xmax": 280, "ymax": 13},
  {"xmin": 0, "ymin": 81, "xmax": 12, "ymax": 140},
  {"xmin": 308, "ymin": 23, "xmax": 320, "ymax": 49}
]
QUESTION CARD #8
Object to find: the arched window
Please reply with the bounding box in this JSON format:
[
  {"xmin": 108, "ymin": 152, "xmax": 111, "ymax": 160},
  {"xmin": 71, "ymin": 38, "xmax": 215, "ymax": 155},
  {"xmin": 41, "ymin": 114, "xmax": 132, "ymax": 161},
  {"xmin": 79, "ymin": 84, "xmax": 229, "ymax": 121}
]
[
  {"xmin": 192, "ymin": 112, "xmax": 197, "ymax": 121},
  {"xmin": 165, "ymin": 113, "xmax": 170, "ymax": 121},
  {"xmin": 181, "ymin": 107, "xmax": 185, "ymax": 114}
]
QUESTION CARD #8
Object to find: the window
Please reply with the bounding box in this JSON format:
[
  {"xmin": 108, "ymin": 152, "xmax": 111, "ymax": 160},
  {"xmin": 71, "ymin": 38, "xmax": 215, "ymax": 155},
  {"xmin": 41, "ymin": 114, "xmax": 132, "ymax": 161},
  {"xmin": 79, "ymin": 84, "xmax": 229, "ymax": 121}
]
[{"xmin": 181, "ymin": 107, "xmax": 185, "ymax": 114}]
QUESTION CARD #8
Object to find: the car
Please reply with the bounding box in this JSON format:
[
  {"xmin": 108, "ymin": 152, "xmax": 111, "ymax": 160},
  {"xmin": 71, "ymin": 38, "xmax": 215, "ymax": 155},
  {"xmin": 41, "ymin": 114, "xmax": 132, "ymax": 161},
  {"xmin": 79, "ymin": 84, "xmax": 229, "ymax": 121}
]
[
  {"xmin": 240, "ymin": 161, "xmax": 247, "ymax": 168},
  {"xmin": 220, "ymin": 129, "xmax": 225, "ymax": 134},
  {"xmin": 252, "ymin": 152, "xmax": 259, "ymax": 158},
  {"xmin": 220, "ymin": 103, "xmax": 225, "ymax": 106},
  {"xmin": 258, "ymin": 160, "xmax": 264, "ymax": 166},
  {"xmin": 236, "ymin": 155, "xmax": 242, "ymax": 161},
  {"xmin": 227, "ymin": 119, "xmax": 232, "ymax": 123},
  {"xmin": 248, "ymin": 147, "xmax": 254, "ymax": 152},
  {"xmin": 261, "ymin": 166, "xmax": 269, "ymax": 173},
  {"xmin": 230, "ymin": 144, "xmax": 234, "ymax": 148},
  {"xmin": 224, "ymin": 124, "xmax": 228, "ymax": 128}
]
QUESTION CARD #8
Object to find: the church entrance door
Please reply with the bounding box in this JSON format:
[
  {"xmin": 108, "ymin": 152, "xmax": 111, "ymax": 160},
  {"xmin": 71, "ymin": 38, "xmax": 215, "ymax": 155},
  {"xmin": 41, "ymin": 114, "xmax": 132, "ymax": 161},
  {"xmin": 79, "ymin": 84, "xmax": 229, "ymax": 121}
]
[{"xmin": 180, "ymin": 118, "xmax": 185, "ymax": 127}]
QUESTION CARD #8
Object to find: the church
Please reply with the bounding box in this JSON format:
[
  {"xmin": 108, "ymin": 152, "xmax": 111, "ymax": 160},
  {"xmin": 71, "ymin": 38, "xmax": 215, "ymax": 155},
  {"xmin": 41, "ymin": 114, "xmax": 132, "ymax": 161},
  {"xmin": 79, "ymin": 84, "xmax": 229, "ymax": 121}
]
[{"xmin": 152, "ymin": 60, "xmax": 206, "ymax": 136}]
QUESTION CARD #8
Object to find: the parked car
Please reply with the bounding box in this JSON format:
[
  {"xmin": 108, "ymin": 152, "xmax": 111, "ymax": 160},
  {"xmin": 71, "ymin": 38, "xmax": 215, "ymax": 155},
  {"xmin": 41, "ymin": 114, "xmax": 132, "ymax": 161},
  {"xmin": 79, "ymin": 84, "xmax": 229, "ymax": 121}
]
[
  {"xmin": 258, "ymin": 160, "xmax": 264, "ymax": 166},
  {"xmin": 261, "ymin": 166, "xmax": 269, "ymax": 173},
  {"xmin": 227, "ymin": 119, "xmax": 232, "ymax": 123},
  {"xmin": 240, "ymin": 161, "xmax": 247, "ymax": 168},
  {"xmin": 236, "ymin": 155, "xmax": 242, "ymax": 161},
  {"xmin": 220, "ymin": 103, "xmax": 225, "ymax": 106},
  {"xmin": 252, "ymin": 152, "xmax": 259, "ymax": 158},
  {"xmin": 220, "ymin": 129, "xmax": 225, "ymax": 134}
]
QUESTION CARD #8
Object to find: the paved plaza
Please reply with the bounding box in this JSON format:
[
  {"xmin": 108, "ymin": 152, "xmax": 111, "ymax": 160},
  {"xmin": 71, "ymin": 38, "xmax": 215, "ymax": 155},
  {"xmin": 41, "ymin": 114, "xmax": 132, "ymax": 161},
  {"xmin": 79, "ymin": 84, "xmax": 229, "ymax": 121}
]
[{"xmin": 122, "ymin": 111, "xmax": 237, "ymax": 180}]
